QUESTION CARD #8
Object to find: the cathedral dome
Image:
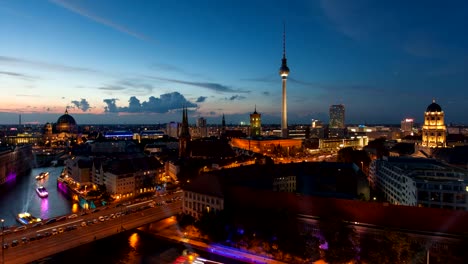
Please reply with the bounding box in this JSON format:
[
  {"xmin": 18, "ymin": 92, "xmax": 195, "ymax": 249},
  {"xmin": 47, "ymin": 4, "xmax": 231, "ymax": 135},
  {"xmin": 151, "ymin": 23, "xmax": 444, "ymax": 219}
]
[
  {"xmin": 56, "ymin": 109, "xmax": 76, "ymax": 132},
  {"xmin": 426, "ymin": 100, "xmax": 442, "ymax": 112}
]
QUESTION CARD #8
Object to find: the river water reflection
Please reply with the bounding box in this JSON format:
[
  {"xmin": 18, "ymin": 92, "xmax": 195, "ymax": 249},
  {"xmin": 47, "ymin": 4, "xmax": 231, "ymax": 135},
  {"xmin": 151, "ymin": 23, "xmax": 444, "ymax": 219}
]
[
  {"xmin": 0, "ymin": 166, "xmax": 72, "ymax": 227},
  {"xmin": 1, "ymin": 166, "xmax": 246, "ymax": 264}
]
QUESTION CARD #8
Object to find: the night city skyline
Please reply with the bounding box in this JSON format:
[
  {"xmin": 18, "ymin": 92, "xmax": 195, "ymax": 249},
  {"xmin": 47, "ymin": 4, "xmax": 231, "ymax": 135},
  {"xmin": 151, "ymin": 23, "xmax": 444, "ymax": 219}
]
[{"xmin": 1, "ymin": 0, "xmax": 468, "ymax": 125}]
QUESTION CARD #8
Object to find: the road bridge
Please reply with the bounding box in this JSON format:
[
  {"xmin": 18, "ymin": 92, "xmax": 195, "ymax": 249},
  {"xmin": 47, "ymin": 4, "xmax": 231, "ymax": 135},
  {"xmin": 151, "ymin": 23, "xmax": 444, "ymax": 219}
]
[{"xmin": 1, "ymin": 198, "xmax": 182, "ymax": 264}]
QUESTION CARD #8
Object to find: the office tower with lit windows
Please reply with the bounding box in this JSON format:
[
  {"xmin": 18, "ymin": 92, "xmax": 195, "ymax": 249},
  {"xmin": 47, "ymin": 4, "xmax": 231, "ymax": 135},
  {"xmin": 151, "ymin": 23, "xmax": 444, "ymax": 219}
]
[
  {"xmin": 310, "ymin": 119, "xmax": 324, "ymax": 138},
  {"xmin": 329, "ymin": 104, "xmax": 345, "ymax": 138},
  {"xmin": 422, "ymin": 100, "xmax": 446, "ymax": 147},
  {"xmin": 401, "ymin": 118, "xmax": 415, "ymax": 136},
  {"xmin": 196, "ymin": 117, "xmax": 208, "ymax": 138},
  {"xmin": 250, "ymin": 106, "xmax": 261, "ymax": 137}
]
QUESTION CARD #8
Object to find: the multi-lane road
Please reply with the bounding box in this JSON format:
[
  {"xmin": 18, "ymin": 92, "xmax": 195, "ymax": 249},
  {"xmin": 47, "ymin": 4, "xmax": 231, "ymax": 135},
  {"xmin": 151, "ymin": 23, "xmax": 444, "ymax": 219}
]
[{"xmin": 1, "ymin": 194, "xmax": 183, "ymax": 264}]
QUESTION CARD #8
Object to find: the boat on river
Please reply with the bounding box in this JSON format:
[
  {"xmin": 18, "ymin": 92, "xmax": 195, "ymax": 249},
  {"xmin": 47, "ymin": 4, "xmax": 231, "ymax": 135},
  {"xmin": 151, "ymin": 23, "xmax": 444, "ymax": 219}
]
[
  {"xmin": 35, "ymin": 171, "xmax": 49, "ymax": 180},
  {"xmin": 36, "ymin": 186, "xmax": 49, "ymax": 198},
  {"xmin": 16, "ymin": 212, "xmax": 42, "ymax": 225}
]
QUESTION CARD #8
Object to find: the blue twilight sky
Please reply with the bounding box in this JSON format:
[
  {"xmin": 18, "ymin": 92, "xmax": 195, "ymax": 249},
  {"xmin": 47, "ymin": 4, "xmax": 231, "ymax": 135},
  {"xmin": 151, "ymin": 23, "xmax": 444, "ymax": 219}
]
[{"xmin": 1, "ymin": 0, "xmax": 468, "ymax": 125}]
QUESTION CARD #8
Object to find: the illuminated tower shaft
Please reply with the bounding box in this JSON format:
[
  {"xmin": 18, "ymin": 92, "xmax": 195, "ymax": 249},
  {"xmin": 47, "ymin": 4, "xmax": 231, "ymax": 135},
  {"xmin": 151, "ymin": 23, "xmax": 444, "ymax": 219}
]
[
  {"xmin": 281, "ymin": 76, "xmax": 288, "ymax": 137},
  {"xmin": 279, "ymin": 23, "xmax": 290, "ymax": 138}
]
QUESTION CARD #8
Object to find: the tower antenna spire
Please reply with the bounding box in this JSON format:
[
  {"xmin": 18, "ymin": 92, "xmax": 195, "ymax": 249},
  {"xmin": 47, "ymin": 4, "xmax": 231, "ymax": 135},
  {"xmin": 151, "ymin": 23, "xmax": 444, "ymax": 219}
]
[{"xmin": 283, "ymin": 21, "xmax": 286, "ymax": 59}]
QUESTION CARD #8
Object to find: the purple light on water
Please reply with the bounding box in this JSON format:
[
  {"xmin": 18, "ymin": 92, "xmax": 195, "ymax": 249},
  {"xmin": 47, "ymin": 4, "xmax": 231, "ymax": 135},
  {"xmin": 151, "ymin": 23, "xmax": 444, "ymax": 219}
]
[
  {"xmin": 319, "ymin": 241, "xmax": 328, "ymax": 250},
  {"xmin": 6, "ymin": 172, "xmax": 17, "ymax": 182},
  {"xmin": 40, "ymin": 198, "xmax": 49, "ymax": 219},
  {"xmin": 58, "ymin": 181, "xmax": 69, "ymax": 193}
]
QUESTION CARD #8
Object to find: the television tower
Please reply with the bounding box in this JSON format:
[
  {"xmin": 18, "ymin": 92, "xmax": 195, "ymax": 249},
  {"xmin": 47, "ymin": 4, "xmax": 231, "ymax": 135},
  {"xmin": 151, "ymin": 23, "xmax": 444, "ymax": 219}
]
[{"xmin": 279, "ymin": 23, "xmax": 290, "ymax": 138}]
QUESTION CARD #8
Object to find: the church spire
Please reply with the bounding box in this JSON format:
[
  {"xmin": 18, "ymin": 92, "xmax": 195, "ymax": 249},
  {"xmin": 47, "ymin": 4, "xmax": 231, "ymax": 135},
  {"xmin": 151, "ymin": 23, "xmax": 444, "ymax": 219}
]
[{"xmin": 179, "ymin": 106, "xmax": 191, "ymax": 158}]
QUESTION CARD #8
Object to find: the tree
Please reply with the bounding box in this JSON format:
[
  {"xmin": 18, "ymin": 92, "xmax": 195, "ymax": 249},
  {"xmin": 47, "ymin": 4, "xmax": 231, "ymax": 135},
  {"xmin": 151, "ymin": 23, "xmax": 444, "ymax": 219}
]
[
  {"xmin": 360, "ymin": 230, "xmax": 427, "ymax": 264},
  {"xmin": 319, "ymin": 219, "xmax": 359, "ymax": 263}
]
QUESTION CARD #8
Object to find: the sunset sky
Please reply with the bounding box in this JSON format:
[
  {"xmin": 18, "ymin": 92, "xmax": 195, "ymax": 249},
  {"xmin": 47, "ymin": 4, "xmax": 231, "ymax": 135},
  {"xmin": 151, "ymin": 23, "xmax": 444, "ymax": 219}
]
[{"xmin": 1, "ymin": 0, "xmax": 468, "ymax": 125}]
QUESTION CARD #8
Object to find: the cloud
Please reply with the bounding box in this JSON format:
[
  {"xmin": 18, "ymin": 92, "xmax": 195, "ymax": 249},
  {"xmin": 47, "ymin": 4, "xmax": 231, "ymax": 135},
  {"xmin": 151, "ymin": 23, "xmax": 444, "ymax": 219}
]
[
  {"xmin": 103, "ymin": 98, "xmax": 119, "ymax": 113},
  {"xmin": 98, "ymin": 85, "xmax": 126, "ymax": 91},
  {"xmin": 0, "ymin": 71, "xmax": 36, "ymax": 81},
  {"xmin": 288, "ymin": 77, "xmax": 318, "ymax": 86},
  {"xmin": 99, "ymin": 79, "xmax": 156, "ymax": 95},
  {"xmin": 49, "ymin": 0, "xmax": 154, "ymax": 43},
  {"xmin": 147, "ymin": 76, "xmax": 250, "ymax": 93},
  {"xmin": 243, "ymin": 75, "xmax": 316, "ymax": 87},
  {"xmin": 0, "ymin": 55, "xmax": 97, "ymax": 74},
  {"xmin": 241, "ymin": 75, "xmax": 276, "ymax": 83},
  {"xmin": 196, "ymin": 96, "xmax": 207, "ymax": 103},
  {"xmin": 70, "ymin": 98, "xmax": 91, "ymax": 112},
  {"xmin": 149, "ymin": 63, "xmax": 202, "ymax": 78},
  {"xmin": 103, "ymin": 92, "xmax": 196, "ymax": 113},
  {"xmin": 227, "ymin": 95, "xmax": 246, "ymax": 101}
]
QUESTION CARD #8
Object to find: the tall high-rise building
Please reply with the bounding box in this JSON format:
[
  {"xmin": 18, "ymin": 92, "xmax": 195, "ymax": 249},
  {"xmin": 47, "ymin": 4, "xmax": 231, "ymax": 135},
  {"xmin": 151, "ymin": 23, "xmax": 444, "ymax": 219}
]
[
  {"xmin": 400, "ymin": 118, "xmax": 414, "ymax": 136},
  {"xmin": 250, "ymin": 106, "xmax": 261, "ymax": 137},
  {"xmin": 329, "ymin": 104, "xmax": 345, "ymax": 138},
  {"xmin": 279, "ymin": 23, "xmax": 290, "ymax": 138},
  {"xmin": 310, "ymin": 119, "xmax": 324, "ymax": 139},
  {"xmin": 196, "ymin": 117, "xmax": 208, "ymax": 138},
  {"xmin": 422, "ymin": 100, "xmax": 446, "ymax": 147},
  {"xmin": 166, "ymin": 121, "xmax": 179, "ymax": 138}
]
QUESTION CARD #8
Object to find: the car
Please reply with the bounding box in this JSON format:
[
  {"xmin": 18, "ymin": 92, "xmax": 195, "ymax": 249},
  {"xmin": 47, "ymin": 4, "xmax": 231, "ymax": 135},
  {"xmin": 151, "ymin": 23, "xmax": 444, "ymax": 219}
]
[
  {"xmin": 81, "ymin": 221, "xmax": 87, "ymax": 227},
  {"xmin": 36, "ymin": 233, "xmax": 44, "ymax": 240},
  {"xmin": 87, "ymin": 220, "xmax": 93, "ymax": 225},
  {"xmin": 11, "ymin": 240, "xmax": 18, "ymax": 247},
  {"xmin": 93, "ymin": 218, "xmax": 98, "ymax": 224},
  {"xmin": 44, "ymin": 231, "xmax": 51, "ymax": 237},
  {"xmin": 104, "ymin": 216, "xmax": 109, "ymax": 221},
  {"xmin": 2, "ymin": 243, "xmax": 8, "ymax": 249},
  {"xmin": 68, "ymin": 214, "xmax": 78, "ymax": 219},
  {"xmin": 14, "ymin": 226, "xmax": 27, "ymax": 232},
  {"xmin": 46, "ymin": 218, "xmax": 56, "ymax": 224},
  {"xmin": 21, "ymin": 237, "xmax": 28, "ymax": 243},
  {"xmin": 57, "ymin": 216, "xmax": 67, "ymax": 221},
  {"xmin": 58, "ymin": 227, "xmax": 64, "ymax": 233},
  {"xmin": 1, "ymin": 229, "xmax": 12, "ymax": 235},
  {"xmin": 32, "ymin": 222, "xmax": 44, "ymax": 228},
  {"xmin": 52, "ymin": 228, "xmax": 58, "ymax": 235}
]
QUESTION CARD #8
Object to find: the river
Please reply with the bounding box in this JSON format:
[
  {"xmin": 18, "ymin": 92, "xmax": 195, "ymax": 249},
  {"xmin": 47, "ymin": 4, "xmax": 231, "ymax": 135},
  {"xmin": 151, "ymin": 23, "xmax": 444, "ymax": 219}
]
[{"xmin": 0, "ymin": 167, "xmax": 246, "ymax": 264}]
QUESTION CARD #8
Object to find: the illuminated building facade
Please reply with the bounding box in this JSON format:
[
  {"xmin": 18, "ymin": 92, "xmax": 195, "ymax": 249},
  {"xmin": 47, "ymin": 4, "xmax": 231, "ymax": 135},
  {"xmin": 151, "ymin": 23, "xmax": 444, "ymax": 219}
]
[
  {"xmin": 249, "ymin": 107, "xmax": 261, "ymax": 137},
  {"xmin": 401, "ymin": 118, "xmax": 415, "ymax": 136},
  {"xmin": 230, "ymin": 137, "xmax": 302, "ymax": 154},
  {"xmin": 329, "ymin": 104, "xmax": 345, "ymax": 138},
  {"xmin": 369, "ymin": 156, "xmax": 468, "ymax": 210},
  {"xmin": 43, "ymin": 109, "xmax": 79, "ymax": 146},
  {"xmin": 422, "ymin": 100, "xmax": 446, "ymax": 147},
  {"xmin": 195, "ymin": 117, "xmax": 208, "ymax": 138},
  {"xmin": 310, "ymin": 119, "xmax": 324, "ymax": 139}
]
